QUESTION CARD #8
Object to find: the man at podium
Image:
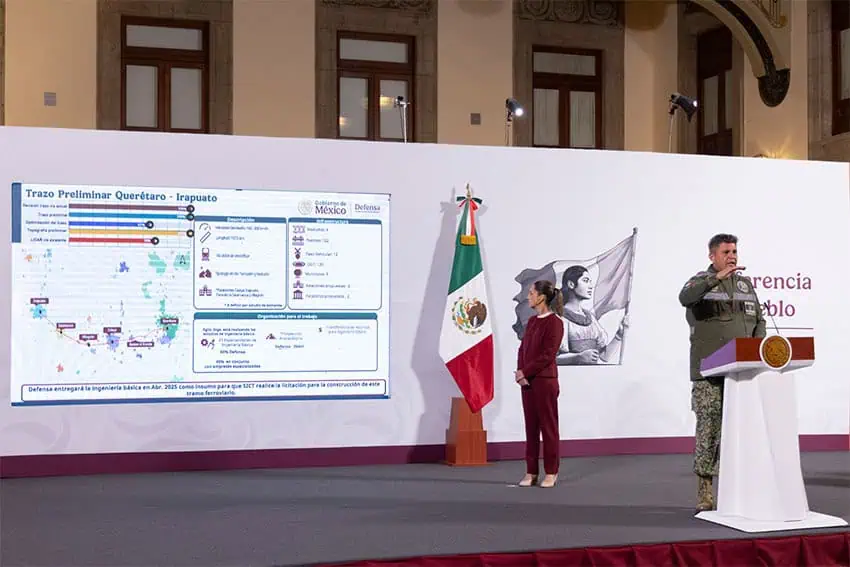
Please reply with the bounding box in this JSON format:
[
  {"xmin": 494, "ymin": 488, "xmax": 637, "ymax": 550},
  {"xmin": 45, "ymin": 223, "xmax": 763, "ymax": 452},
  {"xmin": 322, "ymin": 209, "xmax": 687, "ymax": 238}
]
[{"xmin": 678, "ymin": 233, "xmax": 766, "ymax": 512}]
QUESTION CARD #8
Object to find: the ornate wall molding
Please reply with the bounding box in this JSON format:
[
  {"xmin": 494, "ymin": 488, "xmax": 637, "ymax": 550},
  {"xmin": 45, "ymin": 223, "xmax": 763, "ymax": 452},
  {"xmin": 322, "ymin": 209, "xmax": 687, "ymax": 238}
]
[
  {"xmin": 320, "ymin": 0, "xmax": 433, "ymax": 14},
  {"xmin": 752, "ymin": 0, "xmax": 786, "ymax": 28},
  {"xmin": 516, "ymin": 0, "xmax": 621, "ymax": 27},
  {"xmin": 715, "ymin": 0, "xmax": 789, "ymax": 107}
]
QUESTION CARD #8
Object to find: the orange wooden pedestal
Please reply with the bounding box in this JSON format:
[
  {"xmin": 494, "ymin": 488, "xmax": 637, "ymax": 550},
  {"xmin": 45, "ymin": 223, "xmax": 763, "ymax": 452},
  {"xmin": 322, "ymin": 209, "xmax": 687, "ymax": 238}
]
[{"xmin": 444, "ymin": 397, "xmax": 488, "ymax": 466}]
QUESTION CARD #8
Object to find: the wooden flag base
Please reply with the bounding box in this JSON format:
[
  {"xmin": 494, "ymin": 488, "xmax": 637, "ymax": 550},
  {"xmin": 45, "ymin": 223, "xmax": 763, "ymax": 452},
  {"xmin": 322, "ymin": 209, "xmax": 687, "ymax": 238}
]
[{"xmin": 444, "ymin": 397, "xmax": 488, "ymax": 466}]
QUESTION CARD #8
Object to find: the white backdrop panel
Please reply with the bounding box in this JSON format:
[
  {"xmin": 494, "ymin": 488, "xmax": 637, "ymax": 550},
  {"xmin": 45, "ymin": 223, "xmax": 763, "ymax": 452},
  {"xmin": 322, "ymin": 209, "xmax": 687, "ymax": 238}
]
[{"xmin": 1, "ymin": 127, "xmax": 848, "ymax": 457}]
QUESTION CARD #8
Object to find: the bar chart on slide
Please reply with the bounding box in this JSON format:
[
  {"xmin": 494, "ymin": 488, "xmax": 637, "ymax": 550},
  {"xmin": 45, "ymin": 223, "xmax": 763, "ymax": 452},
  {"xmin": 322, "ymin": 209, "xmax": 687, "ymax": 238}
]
[{"xmin": 67, "ymin": 202, "xmax": 195, "ymax": 248}]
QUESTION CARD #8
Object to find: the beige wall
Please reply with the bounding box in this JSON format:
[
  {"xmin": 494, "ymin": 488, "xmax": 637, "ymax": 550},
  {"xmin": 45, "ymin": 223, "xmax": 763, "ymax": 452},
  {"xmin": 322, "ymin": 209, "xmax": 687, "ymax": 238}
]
[
  {"xmin": 437, "ymin": 0, "xmax": 513, "ymax": 146},
  {"xmin": 623, "ymin": 1, "xmax": 679, "ymax": 153},
  {"xmin": 5, "ymin": 0, "xmax": 97, "ymax": 129},
  {"xmin": 233, "ymin": 0, "xmax": 314, "ymax": 138}
]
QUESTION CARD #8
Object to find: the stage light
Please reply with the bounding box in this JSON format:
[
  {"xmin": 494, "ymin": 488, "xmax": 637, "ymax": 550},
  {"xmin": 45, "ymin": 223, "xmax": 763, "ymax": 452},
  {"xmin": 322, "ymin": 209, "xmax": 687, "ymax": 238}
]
[
  {"xmin": 504, "ymin": 98, "xmax": 524, "ymax": 147},
  {"xmin": 667, "ymin": 92, "xmax": 698, "ymax": 153},
  {"xmin": 506, "ymin": 98, "xmax": 524, "ymax": 119},
  {"xmin": 393, "ymin": 95, "xmax": 411, "ymax": 143},
  {"xmin": 669, "ymin": 93, "xmax": 698, "ymax": 122}
]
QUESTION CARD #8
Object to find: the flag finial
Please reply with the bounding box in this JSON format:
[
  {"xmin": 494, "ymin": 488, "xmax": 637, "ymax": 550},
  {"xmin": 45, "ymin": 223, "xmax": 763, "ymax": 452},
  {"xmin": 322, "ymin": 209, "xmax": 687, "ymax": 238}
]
[{"xmin": 458, "ymin": 183, "xmax": 479, "ymax": 247}]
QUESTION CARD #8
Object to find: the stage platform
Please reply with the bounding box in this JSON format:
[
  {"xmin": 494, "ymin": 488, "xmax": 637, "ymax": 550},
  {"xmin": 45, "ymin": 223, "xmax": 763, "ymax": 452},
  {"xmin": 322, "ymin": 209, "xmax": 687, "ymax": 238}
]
[{"xmin": 2, "ymin": 452, "xmax": 848, "ymax": 567}]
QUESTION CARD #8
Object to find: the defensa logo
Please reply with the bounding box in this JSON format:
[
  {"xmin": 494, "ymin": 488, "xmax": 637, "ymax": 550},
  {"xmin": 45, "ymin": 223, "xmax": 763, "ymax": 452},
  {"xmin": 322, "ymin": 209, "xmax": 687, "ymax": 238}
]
[
  {"xmin": 354, "ymin": 203, "xmax": 381, "ymax": 214},
  {"xmin": 314, "ymin": 199, "xmax": 348, "ymax": 216}
]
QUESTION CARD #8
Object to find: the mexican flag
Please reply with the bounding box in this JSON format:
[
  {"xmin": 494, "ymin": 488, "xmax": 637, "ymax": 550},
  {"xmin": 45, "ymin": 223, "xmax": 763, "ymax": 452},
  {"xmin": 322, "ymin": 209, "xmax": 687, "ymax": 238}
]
[{"xmin": 438, "ymin": 188, "xmax": 494, "ymax": 414}]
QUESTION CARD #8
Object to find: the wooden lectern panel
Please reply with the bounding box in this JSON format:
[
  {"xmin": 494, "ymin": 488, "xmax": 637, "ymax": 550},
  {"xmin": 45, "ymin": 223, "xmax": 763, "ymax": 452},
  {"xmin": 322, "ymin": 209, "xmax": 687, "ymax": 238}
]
[
  {"xmin": 734, "ymin": 337, "xmax": 814, "ymax": 362},
  {"xmin": 700, "ymin": 336, "xmax": 815, "ymax": 377},
  {"xmin": 444, "ymin": 397, "xmax": 488, "ymax": 466}
]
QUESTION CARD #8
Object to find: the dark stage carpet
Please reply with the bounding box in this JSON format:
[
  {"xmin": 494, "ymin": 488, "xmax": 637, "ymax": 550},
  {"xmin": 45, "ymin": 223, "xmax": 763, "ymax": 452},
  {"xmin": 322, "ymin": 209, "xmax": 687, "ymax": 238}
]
[{"xmin": 2, "ymin": 452, "xmax": 848, "ymax": 567}]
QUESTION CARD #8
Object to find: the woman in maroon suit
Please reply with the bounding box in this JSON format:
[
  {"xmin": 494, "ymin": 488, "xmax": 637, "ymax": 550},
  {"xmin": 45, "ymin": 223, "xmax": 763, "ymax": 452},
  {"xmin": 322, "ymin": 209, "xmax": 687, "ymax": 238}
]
[{"xmin": 515, "ymin": 280, "xmax": 565, "ymax": 488}]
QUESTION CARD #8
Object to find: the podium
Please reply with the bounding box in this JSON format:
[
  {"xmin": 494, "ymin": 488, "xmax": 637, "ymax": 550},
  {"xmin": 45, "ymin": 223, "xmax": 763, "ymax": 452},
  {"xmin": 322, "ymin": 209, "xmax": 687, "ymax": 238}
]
[{"xmin": 696, "ymin": 335, "xmax": 848, "ymax": 532}]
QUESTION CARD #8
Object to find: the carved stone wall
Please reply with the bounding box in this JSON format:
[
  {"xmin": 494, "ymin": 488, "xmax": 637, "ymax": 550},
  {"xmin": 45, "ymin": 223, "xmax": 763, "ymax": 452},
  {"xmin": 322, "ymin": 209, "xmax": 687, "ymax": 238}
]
[
  {"xmin": 315, "ymin": 0, "xmax": 437, "ymax": 142},
  {"xmin": 96, "ymin": 0, "xmax": 233, "ymax": 134},
  {"xmin": 513, "ymin": 0, "xmax": 624, "ymax": 149},
  {"xmin": 516, "ymin": 0, "xmax": 622, "ymax": 26},
  {"xmin": 753, "ymin": 0, "xmax": 788, "ymax": 28},
  {"xmin": 806, "ymin": 0, "xmax": 850, "ymax": 161}
]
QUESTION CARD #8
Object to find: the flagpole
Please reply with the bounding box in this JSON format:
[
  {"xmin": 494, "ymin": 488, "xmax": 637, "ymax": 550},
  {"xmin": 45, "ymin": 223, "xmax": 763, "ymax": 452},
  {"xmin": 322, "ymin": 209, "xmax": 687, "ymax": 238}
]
[
  {"xmin": 618, "ymin": 227, "xmax": 638, "ymax": 365},
  {"xmin": 442, "ymin": 181, "xmax": 492, "ymax": 466}
]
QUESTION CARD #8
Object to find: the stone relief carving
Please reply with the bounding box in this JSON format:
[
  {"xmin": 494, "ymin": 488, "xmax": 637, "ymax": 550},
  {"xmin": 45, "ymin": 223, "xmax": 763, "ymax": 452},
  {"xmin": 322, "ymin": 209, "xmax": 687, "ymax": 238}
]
[
  {"xmin": 320, "ymin": 0, "xmax": 433, "ymax": 13},
  {"xmin": 752, "ymin": 0, "xmax": 786, "ymax": 28},
  {"xmin": 516, "ymin": 0, "xmax": 621, "ymax": 26}
]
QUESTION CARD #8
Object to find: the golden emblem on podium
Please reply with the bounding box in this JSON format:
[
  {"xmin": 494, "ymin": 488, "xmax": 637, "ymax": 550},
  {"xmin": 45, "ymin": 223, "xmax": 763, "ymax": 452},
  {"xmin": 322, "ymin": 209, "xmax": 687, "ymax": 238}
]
[{"xmin": 759, "ymin": 335, "xmax": 793, "ymax": 370}]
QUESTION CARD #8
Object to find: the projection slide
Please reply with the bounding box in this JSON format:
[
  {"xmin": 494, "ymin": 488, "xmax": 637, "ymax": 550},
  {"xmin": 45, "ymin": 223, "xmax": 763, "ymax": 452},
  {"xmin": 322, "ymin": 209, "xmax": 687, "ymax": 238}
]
[{"xmin": 10, "ymin": 183, "xmax": 390, "ymax": 406}]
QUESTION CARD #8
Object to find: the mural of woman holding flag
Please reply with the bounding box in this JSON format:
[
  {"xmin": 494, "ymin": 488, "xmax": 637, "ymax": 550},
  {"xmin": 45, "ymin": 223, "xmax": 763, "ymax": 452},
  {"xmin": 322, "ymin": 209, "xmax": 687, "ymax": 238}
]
[
  {"xmin": 511, "ymin": 228, "xmax": 637, "ymax": 366},
  {"xmin": 556, "ymin": 265, "xmax": 628, "ymax": 365}
]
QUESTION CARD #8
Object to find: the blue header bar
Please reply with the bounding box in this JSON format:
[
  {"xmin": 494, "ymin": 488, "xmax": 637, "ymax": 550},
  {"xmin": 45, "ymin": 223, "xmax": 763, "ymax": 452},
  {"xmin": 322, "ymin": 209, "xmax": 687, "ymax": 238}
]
[
  {"xmin": 194, "ymin": 312, "xmax": 377, "ymax": 320},
  {"xmin": 289, "ymin": 218, "xmax": 381, "ymax": 225},
  {"xmin": 195, "ymin": 215, "xmax": 287, "ymax": 224}
]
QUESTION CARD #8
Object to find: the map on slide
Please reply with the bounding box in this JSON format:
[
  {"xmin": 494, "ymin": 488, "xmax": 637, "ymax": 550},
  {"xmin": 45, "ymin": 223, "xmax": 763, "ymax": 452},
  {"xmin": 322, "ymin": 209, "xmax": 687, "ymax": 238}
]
[
  {"xmin": 10, "ymin": 183, "xmax": 391, "ymax": 406},
  {"xmin": 15, "ymin": 246, "xmax": 193, "ymax": 383}
]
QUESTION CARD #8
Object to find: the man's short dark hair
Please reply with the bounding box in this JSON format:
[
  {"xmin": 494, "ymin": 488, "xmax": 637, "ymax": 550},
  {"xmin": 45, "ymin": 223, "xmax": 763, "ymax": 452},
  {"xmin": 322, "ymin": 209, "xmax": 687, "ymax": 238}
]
[{"xmin": 708, "ymin": 233, "xmax": 737, "ymax": 252}]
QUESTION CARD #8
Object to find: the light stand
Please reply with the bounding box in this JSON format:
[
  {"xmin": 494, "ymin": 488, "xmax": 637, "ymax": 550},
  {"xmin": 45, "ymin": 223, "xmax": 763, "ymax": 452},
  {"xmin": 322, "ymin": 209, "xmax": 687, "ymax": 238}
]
[
  {"xmin": 667, "ymin": 93, "xmax": 698, "ymax": 153},
  {"xmin": 393, "ymin": 96, "xmax": 411, "ymax": 143},
  {"xmin": 505, "ymin": 98, "xmax": 524, "ymax": 147},
  {"xmin": 667, "ymin": 104, "xmax": 677, "ymax": 154}
]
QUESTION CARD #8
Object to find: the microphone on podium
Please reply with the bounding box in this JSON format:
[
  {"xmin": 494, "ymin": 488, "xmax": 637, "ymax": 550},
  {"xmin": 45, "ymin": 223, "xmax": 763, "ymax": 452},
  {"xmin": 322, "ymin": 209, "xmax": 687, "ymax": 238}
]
[{"xmin": 745, "ymin": 266, "xmax": 783, "ymax": 337}]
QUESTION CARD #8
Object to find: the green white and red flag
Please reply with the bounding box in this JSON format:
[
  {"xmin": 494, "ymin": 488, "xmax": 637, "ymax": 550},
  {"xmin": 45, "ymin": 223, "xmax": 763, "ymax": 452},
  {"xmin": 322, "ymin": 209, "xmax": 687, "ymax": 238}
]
[{"xmin": 438, "ymin": 185, "xmax": 494, "ymax": 413}]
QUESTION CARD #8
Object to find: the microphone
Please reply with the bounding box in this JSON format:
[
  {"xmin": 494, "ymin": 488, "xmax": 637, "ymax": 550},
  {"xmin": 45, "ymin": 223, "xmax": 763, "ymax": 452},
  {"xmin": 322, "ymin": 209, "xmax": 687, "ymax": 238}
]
[
  {"xmin": 763, "ymin": 291, "xmax": 782, "ymax": 337},
  {"xmin": 734, "ymin": 270, "xmax": 751, "ymax": 341},
  {"xmin": 740, "ymin": 267, "xmax": 781, "ymax": 337}
]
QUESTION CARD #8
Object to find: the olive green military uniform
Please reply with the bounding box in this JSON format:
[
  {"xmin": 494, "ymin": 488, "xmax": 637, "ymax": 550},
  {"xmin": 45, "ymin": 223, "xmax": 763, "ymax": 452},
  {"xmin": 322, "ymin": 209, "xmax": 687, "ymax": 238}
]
[{"xmin": 678, "ymin": 265, "xmax": 766, "ymax": 510}]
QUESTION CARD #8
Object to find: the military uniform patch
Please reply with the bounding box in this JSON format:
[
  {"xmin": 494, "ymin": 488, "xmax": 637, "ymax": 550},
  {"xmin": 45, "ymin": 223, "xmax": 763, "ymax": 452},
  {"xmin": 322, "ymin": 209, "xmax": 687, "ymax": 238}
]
[
  {"xmin": 744, "ymin": 301, "xmax": 756, "ymax": 316},
  {"xmin": 737, "ymin": 280, "xmax": 749, "ymax": 293}
]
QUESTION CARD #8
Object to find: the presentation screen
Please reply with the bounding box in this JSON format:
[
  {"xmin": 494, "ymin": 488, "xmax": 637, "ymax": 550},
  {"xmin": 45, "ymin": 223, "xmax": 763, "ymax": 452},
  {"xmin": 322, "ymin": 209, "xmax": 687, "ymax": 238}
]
[{"xmin": 10, "ymin": 183, "xmax": 391, "ymax": 406}]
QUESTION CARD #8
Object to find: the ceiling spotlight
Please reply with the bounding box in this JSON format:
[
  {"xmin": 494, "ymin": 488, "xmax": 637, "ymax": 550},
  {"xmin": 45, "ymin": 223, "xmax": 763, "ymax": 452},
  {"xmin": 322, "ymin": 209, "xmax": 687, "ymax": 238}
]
[
  {"xmin": 669, "ymin": 93, "xmax": 698, "ymax": 122},
  {"xmin": 506, "ymin": 98, "xmax": 524, "ymax": 120}
]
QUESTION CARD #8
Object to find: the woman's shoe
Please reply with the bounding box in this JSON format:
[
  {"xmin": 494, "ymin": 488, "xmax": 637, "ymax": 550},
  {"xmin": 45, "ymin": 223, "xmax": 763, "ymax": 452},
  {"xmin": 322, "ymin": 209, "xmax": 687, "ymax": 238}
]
[
  {"xmin": 518, "ymin": 474, "xmax": 538, "ymax": 487},
  {"xmin": 540, "ymin": 474, "xmax": 558, "ymax": 488}
]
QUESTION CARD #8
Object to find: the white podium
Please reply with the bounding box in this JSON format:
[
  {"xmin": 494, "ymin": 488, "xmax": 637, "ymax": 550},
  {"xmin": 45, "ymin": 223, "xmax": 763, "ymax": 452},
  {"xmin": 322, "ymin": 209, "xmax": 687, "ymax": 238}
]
[{"xmin": 695, "ymin": 335, "xmax": 848, "ymax": 532}]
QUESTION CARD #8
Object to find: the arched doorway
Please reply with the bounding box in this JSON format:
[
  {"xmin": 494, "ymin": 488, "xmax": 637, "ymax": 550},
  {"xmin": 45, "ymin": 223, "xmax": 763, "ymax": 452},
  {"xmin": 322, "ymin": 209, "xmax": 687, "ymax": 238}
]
[{"xmin": 688, "ymin": 0, "xmax": 790, "ymax": 108}]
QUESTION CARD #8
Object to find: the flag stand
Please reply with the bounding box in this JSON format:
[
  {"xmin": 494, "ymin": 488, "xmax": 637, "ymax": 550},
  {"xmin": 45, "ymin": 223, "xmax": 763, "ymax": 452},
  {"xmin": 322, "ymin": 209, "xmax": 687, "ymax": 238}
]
[{"xmin": 444, "ymin": 397, "xmax": 489, "ymax": 466}]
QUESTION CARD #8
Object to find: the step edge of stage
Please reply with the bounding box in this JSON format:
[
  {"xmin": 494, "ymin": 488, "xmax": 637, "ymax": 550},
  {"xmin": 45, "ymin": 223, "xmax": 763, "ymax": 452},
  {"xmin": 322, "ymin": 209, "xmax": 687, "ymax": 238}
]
[{"xmin": 695, "ymin": 510, "xmax": 849, "ymax": 533}]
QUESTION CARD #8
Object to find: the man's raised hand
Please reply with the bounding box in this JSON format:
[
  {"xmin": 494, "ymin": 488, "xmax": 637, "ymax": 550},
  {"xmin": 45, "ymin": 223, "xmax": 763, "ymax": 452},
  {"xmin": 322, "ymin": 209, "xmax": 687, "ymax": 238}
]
[{"xmin": 717, "ymin": 266, "xmax": 745, "ymax": 280}]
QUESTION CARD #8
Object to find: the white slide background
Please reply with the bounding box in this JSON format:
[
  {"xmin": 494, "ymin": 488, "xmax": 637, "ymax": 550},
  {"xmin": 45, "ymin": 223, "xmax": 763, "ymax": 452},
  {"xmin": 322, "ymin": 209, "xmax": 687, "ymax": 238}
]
[{"xmin": 1, "ymin": 126, "xmax": 848, "ymax": 457}]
